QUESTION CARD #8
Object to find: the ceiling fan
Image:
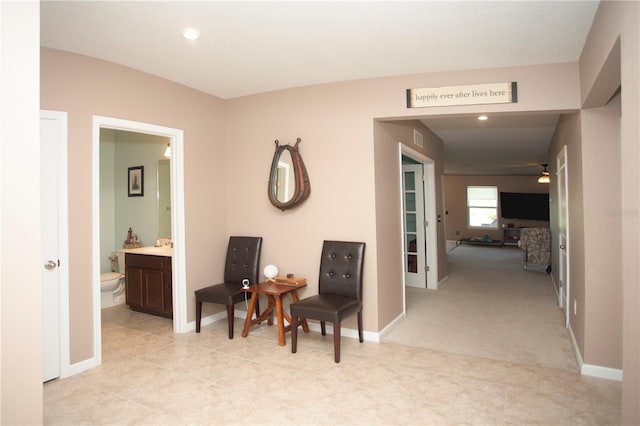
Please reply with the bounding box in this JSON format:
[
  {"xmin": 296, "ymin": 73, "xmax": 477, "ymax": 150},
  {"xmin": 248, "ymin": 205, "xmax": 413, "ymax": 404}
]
[{"xmin": 538, "ymin": 164, "xmax": 550, "ymax": 184}]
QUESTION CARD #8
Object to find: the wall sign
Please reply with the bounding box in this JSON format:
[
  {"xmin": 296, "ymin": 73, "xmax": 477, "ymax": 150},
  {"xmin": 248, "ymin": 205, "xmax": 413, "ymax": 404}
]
[{"xmin": 407, "ymin": 82, "xmax": 517, "ymax": 108}]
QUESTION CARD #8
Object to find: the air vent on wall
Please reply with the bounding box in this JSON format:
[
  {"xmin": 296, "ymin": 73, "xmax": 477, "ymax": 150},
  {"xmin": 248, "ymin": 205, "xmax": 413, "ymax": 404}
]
[{"xmin": 413, "ymin": 129, "xmax": 424, "ymax": 148}]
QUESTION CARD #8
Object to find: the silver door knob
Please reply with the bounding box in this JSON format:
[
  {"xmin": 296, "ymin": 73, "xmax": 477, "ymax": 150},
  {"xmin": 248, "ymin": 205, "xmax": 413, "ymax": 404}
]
[
  {"xmin": 559, "ymin": 244, "xmax": 566, "ymax": 250},
  {"xmin": 44, "ymin": 260, "xmax": 57, "ymax": 270}
]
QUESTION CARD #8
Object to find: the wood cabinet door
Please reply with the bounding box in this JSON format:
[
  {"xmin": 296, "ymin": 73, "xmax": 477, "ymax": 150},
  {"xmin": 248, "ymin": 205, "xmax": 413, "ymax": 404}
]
[
  {"xmin": 143, "ymin": 269, "xmax": 166, "ymax": 315},
  {"xmin": 163, "ymin": 258, "xmax": 172, "ymax": 315},
  {"xmin": 125, "ymin": 254, "xmax": 172, "ymax": 318},
  {"xmin": 126, "ymin": 266, "xmax": 144, "ymax": 308}
]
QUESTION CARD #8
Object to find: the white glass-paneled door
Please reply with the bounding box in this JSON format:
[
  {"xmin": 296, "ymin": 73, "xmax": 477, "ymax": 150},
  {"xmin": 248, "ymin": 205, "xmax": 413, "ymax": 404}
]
[
  {"xmin": 402, "ymin": 163, "xmax": 427, "ymax": 288},
  {"xmin": 557, "ymin": 145, "xmax": 570, "ymax": 326}
]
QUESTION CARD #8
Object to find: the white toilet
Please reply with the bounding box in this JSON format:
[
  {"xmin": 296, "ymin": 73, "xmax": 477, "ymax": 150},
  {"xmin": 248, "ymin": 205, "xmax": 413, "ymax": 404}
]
[{"xmin": 100, "ymin": 250, "xmax": 126, "ymax": 308}]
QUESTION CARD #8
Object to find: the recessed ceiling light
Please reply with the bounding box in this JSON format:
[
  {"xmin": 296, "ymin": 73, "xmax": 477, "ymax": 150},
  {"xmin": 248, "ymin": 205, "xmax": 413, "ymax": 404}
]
[
  {"xmin": 182, "ymin": 28, "xmax": 200, "ymax": 41},
  {"xmin": 478, "ymin": 115, "xmax": 488, "ymax": 121}
]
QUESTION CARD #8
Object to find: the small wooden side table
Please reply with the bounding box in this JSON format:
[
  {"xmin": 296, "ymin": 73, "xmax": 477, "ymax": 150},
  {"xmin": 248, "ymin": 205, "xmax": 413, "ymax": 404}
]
[{"xmin": 241, "ymin": 281, "xmax": 310, "ymax": 346}]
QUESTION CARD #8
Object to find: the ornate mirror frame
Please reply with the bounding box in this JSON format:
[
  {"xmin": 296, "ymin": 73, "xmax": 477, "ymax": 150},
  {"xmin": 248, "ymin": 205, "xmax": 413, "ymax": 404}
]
[{"xmin": 268, "ymin": 138, "xmax": 311, "ymax": 211}]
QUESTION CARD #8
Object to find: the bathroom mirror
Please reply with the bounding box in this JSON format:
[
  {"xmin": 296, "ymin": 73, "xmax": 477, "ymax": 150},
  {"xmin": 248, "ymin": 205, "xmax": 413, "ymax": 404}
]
[
  {"xmin": 268, "ymin": 138, "xmax": 310, "ymax": 211},
  {"xmin": 157, "ymin": 159, "xmax": 171, "ymax": 237}
]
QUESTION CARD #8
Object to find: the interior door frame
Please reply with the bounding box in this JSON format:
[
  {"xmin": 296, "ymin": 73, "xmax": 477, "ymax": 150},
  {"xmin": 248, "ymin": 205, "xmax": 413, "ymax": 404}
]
[
  {"xmin": 40, "ymin": 109, "xmax": 71, "ymax": 379},
  {"xmin": 398, "ymin": 143, "xmax": 438, "ymax": 312},
  {"xmin": 557, "ymin": 144, "xmax": 570, "ymax": 326},
  {"xmin": 91, "ymin": 116, "xmax": 187, "ymax": 364}
]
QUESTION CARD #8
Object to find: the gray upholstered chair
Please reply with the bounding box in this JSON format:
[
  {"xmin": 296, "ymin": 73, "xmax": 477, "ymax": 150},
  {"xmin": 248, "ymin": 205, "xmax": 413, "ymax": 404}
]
[
  {"xmin": 194, "ymin": 236, "xmax": 262, "ymax": 338},
  {"xmin": 290, "ymin": 240, "xmax": 365, "ymax": 363},
  {"xmin": 519, "ymin": 227, "xmax": 551, "ymax": 272}
]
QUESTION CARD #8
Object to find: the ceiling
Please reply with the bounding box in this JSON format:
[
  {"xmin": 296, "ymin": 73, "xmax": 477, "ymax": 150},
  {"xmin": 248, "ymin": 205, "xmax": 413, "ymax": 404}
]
[
  {"xmin": 421, "ymin": 113, "xmax": 560, "ymax": 175},
  {"xmin": 40, "ymin": 1, "xmax": 599, "ymax": 175}
]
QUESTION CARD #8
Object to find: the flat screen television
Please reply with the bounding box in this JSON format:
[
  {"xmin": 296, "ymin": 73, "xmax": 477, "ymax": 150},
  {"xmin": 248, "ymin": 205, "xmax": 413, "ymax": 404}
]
[{"xmin": 500, "ymin": 192, "xmax": 550, "ymax": 221}]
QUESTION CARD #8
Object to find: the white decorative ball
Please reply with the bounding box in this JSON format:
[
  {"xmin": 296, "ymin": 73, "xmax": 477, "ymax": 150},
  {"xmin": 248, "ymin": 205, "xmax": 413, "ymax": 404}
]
[{"xmin": 263, "ymin": 264, "xmax": 279, "ymax": 280}]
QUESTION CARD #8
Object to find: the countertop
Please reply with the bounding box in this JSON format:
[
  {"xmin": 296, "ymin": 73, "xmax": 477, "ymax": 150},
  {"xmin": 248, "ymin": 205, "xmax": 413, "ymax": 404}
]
[{"xmin": 122, "ymin": 246, "xmax": 172, "ymax": 257}]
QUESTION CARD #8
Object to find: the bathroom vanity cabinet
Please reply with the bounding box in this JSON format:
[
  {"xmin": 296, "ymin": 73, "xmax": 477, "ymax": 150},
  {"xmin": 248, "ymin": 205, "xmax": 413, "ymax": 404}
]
[{"xmin": 125, "ymin": 253, "xmax": 172, "ymax": 319}]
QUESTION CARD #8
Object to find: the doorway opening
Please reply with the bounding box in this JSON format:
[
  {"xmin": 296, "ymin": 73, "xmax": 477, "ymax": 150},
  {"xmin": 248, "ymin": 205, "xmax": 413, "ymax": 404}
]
[{"xmin": 91, "ymin": 116, "xmax": 187, "ymax": 365}]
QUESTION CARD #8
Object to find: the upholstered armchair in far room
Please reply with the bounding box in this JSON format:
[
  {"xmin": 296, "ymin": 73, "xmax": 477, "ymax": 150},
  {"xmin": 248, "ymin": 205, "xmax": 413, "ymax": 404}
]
[{"xmin": 518, "ymin": 227, "xmax": 551, "ymax": 272}]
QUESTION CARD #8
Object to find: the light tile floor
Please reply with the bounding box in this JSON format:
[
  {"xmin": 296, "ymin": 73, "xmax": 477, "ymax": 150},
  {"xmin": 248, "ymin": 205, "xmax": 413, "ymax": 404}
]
[{"xmin": 44, "ymin": 304, "xmax": 621, "ymax": 425}]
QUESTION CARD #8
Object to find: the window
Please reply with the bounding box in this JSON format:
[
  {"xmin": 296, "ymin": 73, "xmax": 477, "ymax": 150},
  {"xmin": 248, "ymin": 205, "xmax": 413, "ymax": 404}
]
[{"xmin": 467, "ymin": 186, "xmax": 498, "ymax": 228}]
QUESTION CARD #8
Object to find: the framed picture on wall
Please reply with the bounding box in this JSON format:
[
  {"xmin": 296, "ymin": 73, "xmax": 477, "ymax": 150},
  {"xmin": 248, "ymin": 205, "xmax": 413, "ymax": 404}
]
[{"xmin": 128, "ymin": 166, "xmax": 144, "ymax": 197}]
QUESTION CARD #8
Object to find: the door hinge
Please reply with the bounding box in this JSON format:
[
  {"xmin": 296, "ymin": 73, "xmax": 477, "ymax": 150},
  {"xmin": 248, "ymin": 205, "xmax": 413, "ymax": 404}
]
[
  {"xmin": 425, "ymin": 265, "xmax": 430, "ymax": 272},
  {"xmin": 424, "ymin": 220, "xmax": 428, "ymax": 227}
]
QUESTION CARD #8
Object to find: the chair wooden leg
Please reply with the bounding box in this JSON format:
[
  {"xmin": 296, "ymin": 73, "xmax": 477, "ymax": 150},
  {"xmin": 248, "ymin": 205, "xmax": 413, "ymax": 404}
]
[
  {"xmin": 357, "ymin": 311, "xmax": 363, "ymax": 343},
  {"xmin": 333, "ymin": 322, "xmax": 341, "ymax": 363},
  {"xmin": 291, "ymin": 314, "xmax": 298, "ymax": 354},
  {"xmin": 226, "ymin": 305, "xmax": 235, "ymax": 339},
  {"xmin": 195, "ymin": 300, "xmax": 202, "ymax": 333},
  {"xmin": 320, "ymin": 321, "xmax": 326, "ymax": 336}
]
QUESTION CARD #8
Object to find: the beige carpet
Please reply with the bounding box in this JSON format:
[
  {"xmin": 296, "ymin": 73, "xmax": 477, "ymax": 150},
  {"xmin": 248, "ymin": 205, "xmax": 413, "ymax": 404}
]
[{"xmin": 384, "ymin": 244, "xmax": 578, "ymax": 372}]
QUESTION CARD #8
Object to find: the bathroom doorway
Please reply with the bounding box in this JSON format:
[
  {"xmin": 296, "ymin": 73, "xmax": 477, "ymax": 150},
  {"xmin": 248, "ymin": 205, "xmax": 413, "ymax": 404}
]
[{"xmin": 92, "ymin": 116, "xmax": 187, "ymax": 364}]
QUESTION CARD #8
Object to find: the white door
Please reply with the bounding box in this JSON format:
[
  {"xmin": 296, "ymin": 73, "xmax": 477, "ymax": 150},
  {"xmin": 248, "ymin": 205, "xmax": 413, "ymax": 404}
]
[
  {"xmin": 402, "ymin": 164, "xmax": 427, "ymax": 288},
  {"xmin": 41, "ymin": 111, "xmax": 67, "ymax": 382},
  {"xmin": 557, "ymin": 145, "xmax": 570, "ymax": 326}
]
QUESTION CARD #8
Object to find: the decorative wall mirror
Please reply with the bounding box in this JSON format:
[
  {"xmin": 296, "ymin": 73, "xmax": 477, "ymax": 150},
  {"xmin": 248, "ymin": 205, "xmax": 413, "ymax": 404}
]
[
  {"xmin": 268, "ymin": 138, "xmax": 311, "ymax": 210},
  {"xmin": 157, "ymin": 159, "xmax": 171, "ymax": 237}
]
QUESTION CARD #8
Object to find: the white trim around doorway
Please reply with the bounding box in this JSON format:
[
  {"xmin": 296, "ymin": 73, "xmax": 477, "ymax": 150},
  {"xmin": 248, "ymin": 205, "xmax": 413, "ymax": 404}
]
[
  {"xmin": 91, "ymin": 116, "xmax": 187, "ymax": 368},
  {"xmin": 398, "ymin": 143, "xmax": 439, "ymax": 315}
]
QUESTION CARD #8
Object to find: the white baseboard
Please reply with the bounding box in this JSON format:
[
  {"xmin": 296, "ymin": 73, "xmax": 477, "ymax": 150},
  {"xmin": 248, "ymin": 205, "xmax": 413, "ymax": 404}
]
[
  {"xmin": 303, "ymin": 321, "xmax": 380, "ymax": 342},
  {"xmin": 236, "ymin": 308, "xmax": 382, "ymax": 342},
  {"xmin": 378, "ymin": 312, "xmax": 405, "ymax": 340},
  {"xmin": 581, "ymin": 364, "xmax": 623, "ymax": 381},
  {"xmin": 184, "ymin": 310, "xmax": 230, "ymax": 332},
  {"xmin": 67, "ymin": 356, "xmax": 99, "ymax": 378},
  {"xmin": 438, "ymin": 275, "xmax": 449, "ymax": 288},
  {"xmin": 568, "ymin": 323, "xmax": 622, "ymax": 381}
]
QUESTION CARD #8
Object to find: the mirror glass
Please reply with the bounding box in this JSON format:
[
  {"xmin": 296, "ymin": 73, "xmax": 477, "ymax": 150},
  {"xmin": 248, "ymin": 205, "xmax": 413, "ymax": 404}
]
[
  {"xmin": 157, "ymin": 159, "xmax": 171, "ymax": 237},
  {"xmin": 268, "ymin": 139, "xmax": 311, "ymax": 211},
  {"xmin": 275, "ymin": 149, "xmax": 293, "ymax": 203}
]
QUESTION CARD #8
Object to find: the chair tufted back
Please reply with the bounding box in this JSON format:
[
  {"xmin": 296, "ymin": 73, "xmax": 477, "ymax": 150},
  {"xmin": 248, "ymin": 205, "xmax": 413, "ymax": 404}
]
[
  {"xmin": 318, "ymin": 240, "xmax": 365, "ymax": 300},
  {"xmin": 224, "ymin": 236, "xmax": 262, "ymax": 284}
]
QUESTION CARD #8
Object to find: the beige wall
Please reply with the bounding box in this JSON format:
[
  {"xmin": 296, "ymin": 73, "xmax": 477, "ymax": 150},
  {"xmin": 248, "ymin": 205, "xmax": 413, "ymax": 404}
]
[
  {"xmin": 222, "ymin": 63, "xmax": 576, "ymax": 334},
  {"xmin": 579, "ymin": 2, "xmax": 639, "ymax": 423},
  {"xmin": 222, "ymin": 83, "xmax": 381, "ymax": 332},
  {"xmin": 40, "ymin": 48, "xmax": 227, "ymax": 363},
  {"xmin": 548, "ymin": 112, "xmax": 586, "ymax": 360},
  {"xmin": 38, "ymin": 24, "xmax": 640, "ymax": 424},
  {"xmin": 443, "ymin": 175, "xmax": 550, "ymax": 242},
  {"xmin": 0, "ymin": 1, "xmax": 43, "ymax": 423},
  {"xmin": 1, "ymin": 3, "xmax": 636, "ymax": 424},
  {"xmin": 40, "ymin": 47, "xmax": 584, "ymax": 363},
  {"xmin": 582, "ymin": 96, "xmax": 622, "ymax": 370},
  {"xmin": 373, "ymin": 120, "xmax": 446, "ymax": 328}
]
